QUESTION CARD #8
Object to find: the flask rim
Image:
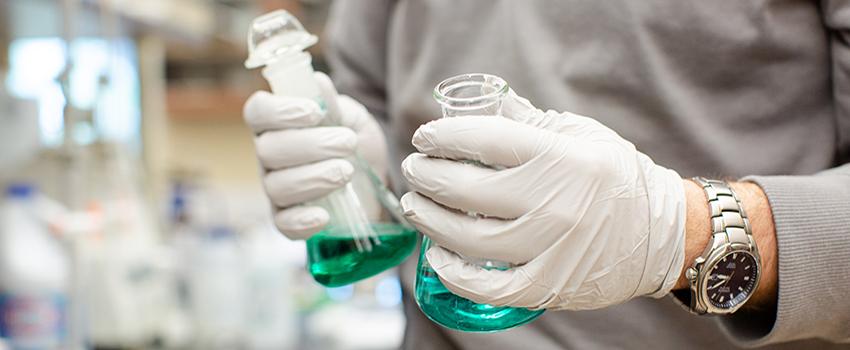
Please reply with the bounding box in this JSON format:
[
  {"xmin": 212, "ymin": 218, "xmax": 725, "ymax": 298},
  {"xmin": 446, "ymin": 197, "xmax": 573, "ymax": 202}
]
[{"xmin": 433, "ymin": 73, "xmax": 509, "ymax": 109}]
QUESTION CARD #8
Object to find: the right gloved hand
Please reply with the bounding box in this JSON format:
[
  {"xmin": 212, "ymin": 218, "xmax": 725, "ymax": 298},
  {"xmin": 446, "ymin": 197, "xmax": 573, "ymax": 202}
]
[
  {"xmin": 399, "ymin": 91, "xmax": 686, "ymax": 311},
  {"xmin": 243, "ymin": 72, "xmax": 389, "ymax": 240}
]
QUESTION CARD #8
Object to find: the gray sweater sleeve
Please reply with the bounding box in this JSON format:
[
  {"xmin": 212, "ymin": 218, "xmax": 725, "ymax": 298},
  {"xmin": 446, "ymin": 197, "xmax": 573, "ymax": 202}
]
[
  {"xmin": 324, "ymin": 0, "xmax": 394, "ymax": 123},
  {"xmin": 720, "ymin": 167, "xmax": 850, "ymax": 346},
  {"xmin": 716, "ymin": 3, "xmax": 850, "ymax": 346}
]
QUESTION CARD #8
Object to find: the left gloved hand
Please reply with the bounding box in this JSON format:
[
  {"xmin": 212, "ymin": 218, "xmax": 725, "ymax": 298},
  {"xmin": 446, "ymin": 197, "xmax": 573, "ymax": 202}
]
[{"xmin": 400, "ymin": 91, "xmax": 687, "ymax": 311}]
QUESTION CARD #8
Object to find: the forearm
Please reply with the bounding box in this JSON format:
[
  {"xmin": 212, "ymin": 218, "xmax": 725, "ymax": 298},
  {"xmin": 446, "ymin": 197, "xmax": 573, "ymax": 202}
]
[{"xmin": 674, "ymin": 180, "xmax": 778, "ymax": 309}]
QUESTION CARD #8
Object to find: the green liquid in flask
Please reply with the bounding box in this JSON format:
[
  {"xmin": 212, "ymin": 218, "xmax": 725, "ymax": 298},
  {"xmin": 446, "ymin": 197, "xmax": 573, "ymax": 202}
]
[
  {"xmin": 307, "ymin": 223, "xmax": 417, "ymax": 287},
  {"xmin": 415, "ymin": 237, "xmax": 544, "ymax": 332}
]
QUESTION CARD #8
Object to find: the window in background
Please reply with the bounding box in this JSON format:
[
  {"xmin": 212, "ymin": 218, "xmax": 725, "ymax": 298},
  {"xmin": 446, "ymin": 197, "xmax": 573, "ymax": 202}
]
[{"xmin": 6, "ymin": 37, "xmax": 140, "ymax": 148}]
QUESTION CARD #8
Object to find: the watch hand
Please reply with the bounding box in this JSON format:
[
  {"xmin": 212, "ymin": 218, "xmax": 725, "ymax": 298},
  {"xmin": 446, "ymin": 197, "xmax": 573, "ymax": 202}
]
[
  {"xmin": 708, "ymin": 279, "xmax": 726, "ymax": 290},
  {"xmin": 723, "ymin": 271, "xmax": 735, "ymax": 287}
]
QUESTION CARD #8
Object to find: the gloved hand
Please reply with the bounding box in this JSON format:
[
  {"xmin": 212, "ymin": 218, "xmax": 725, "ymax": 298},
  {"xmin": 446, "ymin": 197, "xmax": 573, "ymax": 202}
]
[
  {"xmin": 400, "ymin": 91, "xmax": 687, "ymax": 311},
  {"xmin": 243, "ymin": 72, "xmax": 388, "ymax": 240}
]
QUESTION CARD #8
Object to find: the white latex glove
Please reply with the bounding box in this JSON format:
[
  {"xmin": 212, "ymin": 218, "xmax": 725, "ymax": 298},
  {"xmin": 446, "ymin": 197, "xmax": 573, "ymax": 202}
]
[
  {"xmin": 243, "ymin": 72, "xmax": 388, "ymax": 239},
  {"xmin": 399, "ymin": 91, "xmax": 687, "ymax": 311}
]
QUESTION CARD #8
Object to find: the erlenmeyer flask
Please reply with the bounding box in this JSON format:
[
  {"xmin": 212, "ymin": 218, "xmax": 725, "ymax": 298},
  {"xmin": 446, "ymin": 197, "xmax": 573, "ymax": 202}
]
[
  {"xmin": 245, "ymin": 10, "xmax": 416, "ymax": 287},
  {"xmin": 414, "ymin": 73, "xmax": 544, "ymax": 332}
]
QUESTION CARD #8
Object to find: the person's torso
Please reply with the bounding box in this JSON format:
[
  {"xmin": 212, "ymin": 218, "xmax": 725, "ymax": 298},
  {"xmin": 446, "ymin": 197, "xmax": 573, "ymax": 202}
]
[{"xmin": 379, "ymin": 1, "xmax": 842, "ymax": 349}]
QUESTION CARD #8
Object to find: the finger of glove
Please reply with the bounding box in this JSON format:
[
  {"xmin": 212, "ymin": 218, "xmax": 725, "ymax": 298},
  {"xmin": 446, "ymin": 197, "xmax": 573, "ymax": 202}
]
[
  {"xmin": 315, "ymin": 72, "xmax": 376, "ymax": 132},
  {"xmin": 502, "ymin": 90, "xmax": 567, "ymax": 131},
  {"xmin": 401, "ymin": 192, "xmax": 535, "ymax": 264},
  {"xmin": 412, "ymin": 116, "xmax": 552, "ymax": 168},
  {"xmin": 500, "ymin": 89, "xmax": 542, "ymax": 124},
  {"xmin": 273, "ymin": 206, "xmax": 329, "ymax": 240},
  {"xmin": 337, "ymin": 94, "xmax": 379, "ymax": 133},
  {"xmin": 243, "ymin": 90, "xmax": 323, "ymax": 133},
  {"xmin": 314, "ymin": 72, "xmax": 348, "ymax": 127},
  {"xmin": 263, "ymin": 159, "xmax": 354, "ymax": 208},
  {"xmin": 501, "ymin": 90, "xmax": 613, "ymax": 137},
  {"xmin": 401, "ymin": 153, "xmax": 528, "ymax": 219},
  {"xmin": 256, "ymin": 127, "xmax": 357, "ymax": 170},
  {"xmin": 313, "ymin": 72, "xmax": 391, "ymax": 177},
  {"xmin": 426, "ymin": 245, "xmax": 548, "ymax": 308}
]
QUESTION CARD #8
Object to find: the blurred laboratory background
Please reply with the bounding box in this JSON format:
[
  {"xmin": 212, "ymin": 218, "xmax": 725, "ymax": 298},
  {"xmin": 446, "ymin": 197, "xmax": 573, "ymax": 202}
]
[{"xmin": 0, "ymin": 1, "xmax": 405, "ymax": 349}]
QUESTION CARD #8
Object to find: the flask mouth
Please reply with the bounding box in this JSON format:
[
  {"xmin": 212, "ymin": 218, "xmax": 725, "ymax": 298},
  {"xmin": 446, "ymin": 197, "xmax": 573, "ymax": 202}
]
[
  {"xmin": 433, "ymin": 73, "xmax": 509, "ymax": 111},
  {"xmin": 245, "ymin": 9, "xmax": 318, "ymax": 69}
]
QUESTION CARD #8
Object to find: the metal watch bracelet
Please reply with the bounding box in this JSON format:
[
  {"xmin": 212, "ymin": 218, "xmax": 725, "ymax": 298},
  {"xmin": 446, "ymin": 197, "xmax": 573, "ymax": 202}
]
[
  {"xmin": 693, "ymin": 177, "xmax": 753, "ymax": 244},
  {"xmin": 683, "ymin": 177, "xmax": 761, "ymax": 314}
]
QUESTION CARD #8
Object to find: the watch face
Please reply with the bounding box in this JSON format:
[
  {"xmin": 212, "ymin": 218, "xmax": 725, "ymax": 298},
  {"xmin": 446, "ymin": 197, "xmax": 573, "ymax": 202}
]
[{"xmin": 705, "ymin": 251, "xmax": 759, "ymax": 310}]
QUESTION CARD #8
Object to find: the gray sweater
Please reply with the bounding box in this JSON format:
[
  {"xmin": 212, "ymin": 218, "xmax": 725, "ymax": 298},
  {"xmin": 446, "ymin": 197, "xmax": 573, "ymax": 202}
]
[{"xmin": 325, "ymin": 1, "xmax": 850, "ymax": 348}]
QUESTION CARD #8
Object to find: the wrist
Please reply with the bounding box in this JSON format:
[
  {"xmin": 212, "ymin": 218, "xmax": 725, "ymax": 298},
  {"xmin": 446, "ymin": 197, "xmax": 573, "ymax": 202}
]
[
  {"xmin": 675, "ymin": 179, "xmax": 712, "ymax": 290},
  {"xmin": 674, "ymin": 179, "xmax": 777, "ymax": 308}
]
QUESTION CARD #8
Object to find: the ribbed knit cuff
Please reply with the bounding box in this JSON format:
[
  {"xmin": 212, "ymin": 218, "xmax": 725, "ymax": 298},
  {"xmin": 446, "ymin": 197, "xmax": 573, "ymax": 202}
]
[{"xmin": 716, "ymin": 171, "xmax": 850, "ymax": 347}]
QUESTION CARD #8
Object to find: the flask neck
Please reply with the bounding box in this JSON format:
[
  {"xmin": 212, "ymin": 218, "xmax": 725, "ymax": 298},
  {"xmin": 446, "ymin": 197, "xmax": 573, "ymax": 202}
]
[{"xmin": 261, "ymin": 51, "xmax": 321, "ymax": 101}]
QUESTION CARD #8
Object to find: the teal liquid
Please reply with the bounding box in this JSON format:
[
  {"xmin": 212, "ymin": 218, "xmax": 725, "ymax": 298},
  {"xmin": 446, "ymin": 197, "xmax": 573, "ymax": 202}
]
[
  {"xmin": 307, "ymin": 223, "xmax": 417, "ymax": 287},
  {"xmin": 414, "ymin": 238, "xmax": 544, "ymax": 332}
]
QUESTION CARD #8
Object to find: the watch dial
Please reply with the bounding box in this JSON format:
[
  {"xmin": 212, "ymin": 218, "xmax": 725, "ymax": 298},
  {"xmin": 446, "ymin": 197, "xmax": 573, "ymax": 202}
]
[{"xmin": 706, "ymin": 252, "xmax": 759, "ymax": 310}]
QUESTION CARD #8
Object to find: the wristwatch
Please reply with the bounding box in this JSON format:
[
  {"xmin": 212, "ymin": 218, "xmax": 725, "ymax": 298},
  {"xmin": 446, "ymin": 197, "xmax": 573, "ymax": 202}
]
[{"xmin": 683, "ymin": 177, "xmax": 761, "ymax": 315}]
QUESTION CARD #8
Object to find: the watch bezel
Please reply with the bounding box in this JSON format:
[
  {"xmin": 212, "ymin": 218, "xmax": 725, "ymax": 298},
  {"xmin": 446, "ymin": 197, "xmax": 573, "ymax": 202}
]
[{"xmin": 694, "ymin": 243, "xmax": 761, "ymax": 314}]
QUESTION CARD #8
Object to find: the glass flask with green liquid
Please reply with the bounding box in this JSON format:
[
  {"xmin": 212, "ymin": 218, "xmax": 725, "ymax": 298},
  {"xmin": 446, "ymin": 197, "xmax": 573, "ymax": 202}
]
[
  {"xmin": 245, "ymin": 10, "xmax": 416, "ymax": 287},
  {"xmin": 414, "ymin": 74, "xmax": 544, "ymax": 332}
]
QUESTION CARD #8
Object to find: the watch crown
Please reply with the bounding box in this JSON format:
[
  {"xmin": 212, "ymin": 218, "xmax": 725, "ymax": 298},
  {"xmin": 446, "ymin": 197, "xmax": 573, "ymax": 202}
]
[{"xmin": 685, "ymin": 267, "xmax": 699, "ymax": 281}]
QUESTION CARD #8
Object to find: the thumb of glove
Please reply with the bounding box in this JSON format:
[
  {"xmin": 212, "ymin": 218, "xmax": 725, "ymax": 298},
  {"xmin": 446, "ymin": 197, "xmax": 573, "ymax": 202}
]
[{"xmin": 500, "ymin": 90, "xmax": 590, "ymax": 133}]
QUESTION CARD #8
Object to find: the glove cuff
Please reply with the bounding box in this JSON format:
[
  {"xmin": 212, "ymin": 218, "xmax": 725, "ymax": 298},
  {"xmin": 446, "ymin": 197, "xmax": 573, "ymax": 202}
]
[{"xmin": 638, "ymin": 162, "xmax": 687, "ymax": 298}]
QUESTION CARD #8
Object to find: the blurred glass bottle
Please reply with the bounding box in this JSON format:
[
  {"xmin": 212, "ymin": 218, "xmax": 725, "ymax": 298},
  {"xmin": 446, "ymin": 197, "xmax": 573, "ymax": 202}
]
[
  {"xmin": 415, "ymin": 74, "xmax": 544, "ymax": 332},
  {"xmin": 0, "ymin": 184, "xmax": 70, "ymax": 348},
  {"xmin": 245, "ymin": 10, "xmax": 416, "ymax": 287},
  {"xmin": 187, "ymin": 227, "xmax": 247, "ymax": 348},
  {"xmin": 243, "ymin": 224, "xmax": 298, "ymax": 350}
]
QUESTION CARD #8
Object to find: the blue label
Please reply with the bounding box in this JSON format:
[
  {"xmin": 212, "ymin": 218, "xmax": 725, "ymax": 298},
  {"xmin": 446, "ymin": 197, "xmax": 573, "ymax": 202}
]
[{"xmin": 0, "ymin": 293, "xmax": 67, "ymax": 346}]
